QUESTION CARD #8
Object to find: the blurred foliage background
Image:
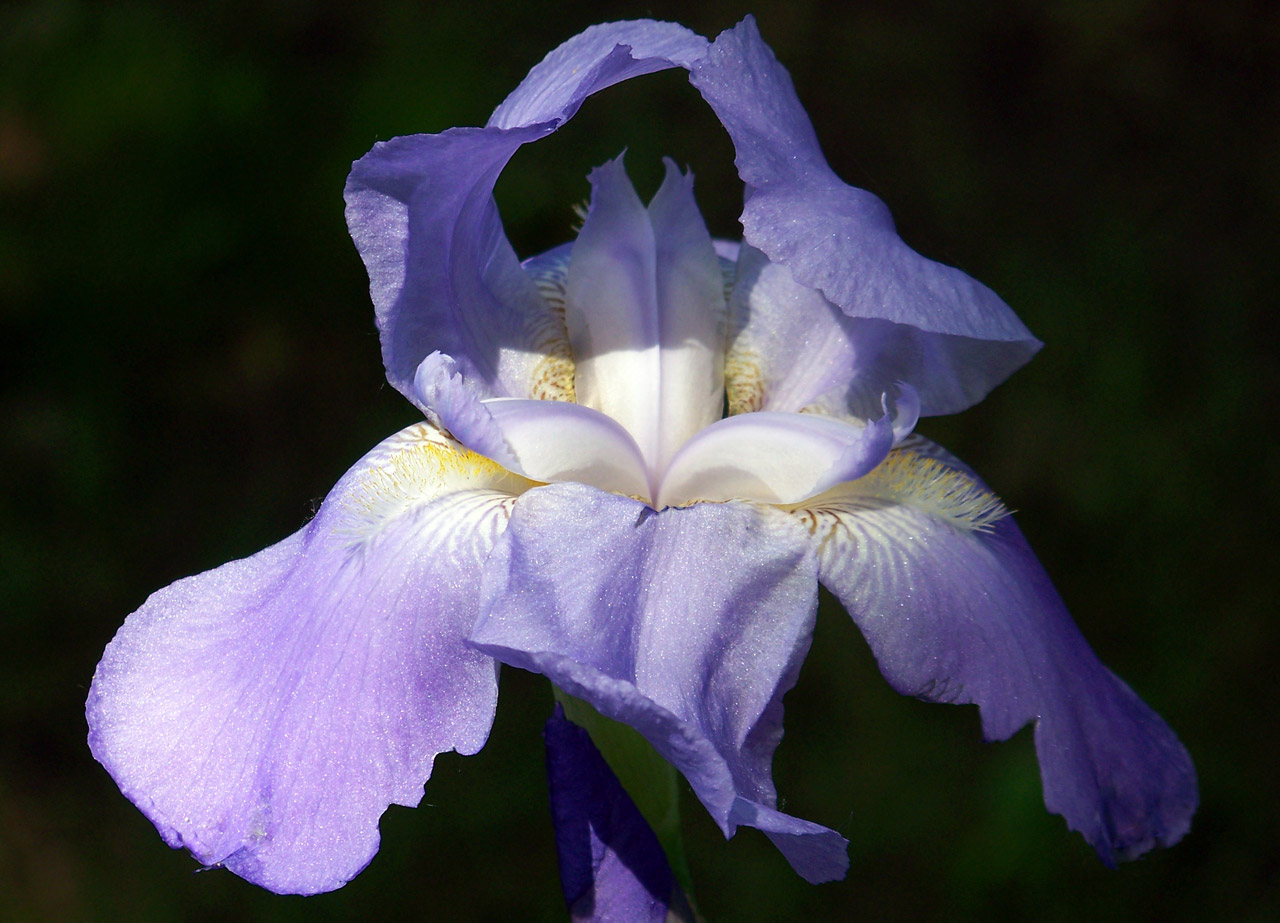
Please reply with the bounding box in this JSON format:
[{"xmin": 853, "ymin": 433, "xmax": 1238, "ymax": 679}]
[{"xmin": 2, "ymin": 0, "xmax": 1276, "ymax": 919}]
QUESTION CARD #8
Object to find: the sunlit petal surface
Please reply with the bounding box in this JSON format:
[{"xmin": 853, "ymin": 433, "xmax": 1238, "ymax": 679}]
[{"xmin": 88, "ymin": 425, "xmax": 531, "ymax": 893}]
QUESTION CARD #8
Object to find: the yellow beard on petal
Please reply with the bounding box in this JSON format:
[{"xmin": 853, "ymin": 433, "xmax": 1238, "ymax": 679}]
[
  {"xmin": 335, "ymin": 423, "xmax": 533, "ymax": 545},
  {"xmin": 783, "ymin": 448, "xmax": 1009, "ymax": 536}
]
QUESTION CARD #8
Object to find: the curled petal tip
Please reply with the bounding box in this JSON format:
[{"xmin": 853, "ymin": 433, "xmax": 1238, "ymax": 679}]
[{"xmin": 882, "ymin": 381, "xmax": 921, "ymax": 443}]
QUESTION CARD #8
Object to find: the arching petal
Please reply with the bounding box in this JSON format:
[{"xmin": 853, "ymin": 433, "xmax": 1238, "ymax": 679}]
[
  {"xmin": 692, "ymin": 18, "xmax": 1040, "ymax": 408},
  {"xmin": 87, "ymin": 424, "xmax": 532, "ymax": 894},
  {"xmin": 793, "ymin": 441, "xmax": 1197, "ymax": 865},
  {"xmin": 729, "ymin": 245, "xmax": 1042, "ymax": 418},
  {"xmin": 657, "ymin": 410, "xmax": 895, "ymax": 509},
  {"xmin": 415, "ymin": 352, "xmax": 652, "ymax": 501},
  {"xmin": 489, "ymin": 21, "xmax": 708, "ymax": 130},
  {"xmin": 344, "ymin": 22, "xmax": 708, "ymax": 403},
  {"xmin": 470, "ymin": 484, "xmax": 849, "ymax": 884},
  {"xmin": 545, "ymin": 706, "xmax": 687, "ymax": 922}
]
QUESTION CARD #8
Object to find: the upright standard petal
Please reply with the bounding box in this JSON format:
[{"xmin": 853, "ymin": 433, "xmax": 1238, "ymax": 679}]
[
  {"xmin": 792, "ymin": 441, "xmax": 1196, "ymax": 864},
  {"xmin": 345, "ymin": 21, "xmax": 708, "ymax": 404},
  {"xmin": 567, "ymin": 156, "xmax": 725, "ymax": 477},
  {"xmin": 691, "ymin": 18, "xmax": 1041, "ymax": 412},
  {"xmin": 87, "ymin": 424, "xmax": 533, "ymax": 894},
  {"xmin": 545, "ymin": 706, "xmax": 689, "ymax": 923},
  {"xmin": 470, "ymin": 483, "xmax": 849, "ymax": 883}
]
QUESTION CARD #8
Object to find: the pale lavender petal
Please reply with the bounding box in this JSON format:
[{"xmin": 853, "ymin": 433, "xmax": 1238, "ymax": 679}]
[
  {"xmin": 483, "ymin": 399, "xmax": 652, "ymax": 500},
  {"xmin": 803, "ymin": 440, "xmax": 1196, "ymax": 864},
  {"xmin": 545, "ymin": 706, "xmax": 683, "ymax": 922},
  {"xmin": 729, "ymin": 245, "xmax": 1038, "ymax": 418},
  {"xmin": 470, "ymin": 483, "xmax": 849, "ymax": 883},
  {"xmin": 345, "ymin": 22, "xmax": 707, "ymax": 403},
  {"xmin": 657, "ymin": 409, "xmax": 894, "ymax": 508},
  {"xmin": 692, "ymin": 18, "xmax": 1040, "ymax": 409},
  {"xmin": 86, "ymin": 424, "xmax": 528, "ymax": 894}
]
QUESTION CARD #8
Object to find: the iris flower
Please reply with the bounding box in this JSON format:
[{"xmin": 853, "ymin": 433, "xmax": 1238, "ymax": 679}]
[{"xmin": 87, "ymin": 17, "xmax": 1196, "ymax": 897}]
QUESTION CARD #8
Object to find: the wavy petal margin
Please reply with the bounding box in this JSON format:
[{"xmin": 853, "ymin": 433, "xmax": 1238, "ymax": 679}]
[
  {"xmin": 692, "ymin": 18, "xmax": 1041, "ymax": 412},
  {"xmin": 793, "ymin": 441, "xmax": 1196, "ymax": 864},
  {"xmin": 87, "ymin": 424, "xmax": 532, "ymax": 893}
]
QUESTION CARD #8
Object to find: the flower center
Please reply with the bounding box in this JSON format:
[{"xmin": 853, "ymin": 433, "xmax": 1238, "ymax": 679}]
[{"xmin": 417, "ymin": 157, "xmax": 907, "ymax": 510}]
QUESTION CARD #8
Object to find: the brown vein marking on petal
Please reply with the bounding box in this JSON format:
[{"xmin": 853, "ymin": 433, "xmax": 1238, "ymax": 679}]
[
  {"xmin": 526, "ymin": 257, "xmax": 577, "ymax": 402},
  {"xmin": 780, "ymin": 448, "xmax": 1010, "ymax": 556}
]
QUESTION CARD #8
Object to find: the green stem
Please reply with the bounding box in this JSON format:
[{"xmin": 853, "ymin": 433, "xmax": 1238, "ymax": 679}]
[{"xmin": 551, "ymin": 686, "xmax": 696, "ymax": 904}]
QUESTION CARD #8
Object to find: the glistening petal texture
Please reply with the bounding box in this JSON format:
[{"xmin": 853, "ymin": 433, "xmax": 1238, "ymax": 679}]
[
  {"xmin": 806, "ymin": 441, "xmax": 1197, "ymax": 864},
  {"xmin": 729, "ymin": 246, "xmax": 1041, "ymax": 418},
  {"xmin": 691, "ymin": 18, "xmax": 1040, "ymax": 408},
  {"xmin": 545, "ymin": 707, "xmax": 679, "ymax": 923},
  {"xmin": 86, "ymin": 424, "xmax": 526, "ymax": 893},
  {"xmin": 470, "ymin": 484, "xmax": 849, "ymax": 883},
  {"xmin": 345, "ymin": 21, "xmax": 707, "ymax": 403}
]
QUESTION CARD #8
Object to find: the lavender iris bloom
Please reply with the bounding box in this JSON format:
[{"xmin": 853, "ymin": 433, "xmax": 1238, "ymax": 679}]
[{"xmin": 87, "ymin": 17, "xmax": 1196, "ymax": 896}]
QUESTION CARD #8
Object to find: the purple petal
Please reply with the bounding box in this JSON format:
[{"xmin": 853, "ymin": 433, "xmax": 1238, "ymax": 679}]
[
  {"xmin": 807, "ymin": 440, "xmax": 1196, "ymax": 864},
  {"xmin": 545, "ymin": 706, "xmax": 682, "ymax": 922},
  {"xmin": 489, "ymin": 21, "xmax": 709, "ymax": 130},
  {"xmin": 344, "ymin": 22, "xmax": 707, "ymax": 403},
  {"xmin": 470, "ymin": 483, "xmax": 849, "ymax": 883},
  {"xmin": 692, "ymin": 18, "xmax": 1041, "ymax": 410},
  {"xmin": 729, "ymin": 245, "xmax": 1040, "ymax": 418},
  {"xmin": 86, "ymin": 424, "xmax": 523, "ymax": 893}
]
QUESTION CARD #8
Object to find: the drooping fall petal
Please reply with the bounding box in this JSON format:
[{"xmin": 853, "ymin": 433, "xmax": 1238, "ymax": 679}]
[{"xmin": 88, "ymin": 425, "xmax": 531, "ymax": 893}]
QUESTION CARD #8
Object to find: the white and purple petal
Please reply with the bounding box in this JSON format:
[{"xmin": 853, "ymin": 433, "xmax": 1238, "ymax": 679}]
[
  {"xmin": 656, "ymin": 409, "xmax": 895, "ymax": 509},
  {"xmin": 87, "ymin": 424, "xmax": 532, "ymax": 894},
  {"xmin": 344, "ymin": 21, "xmax": 708, "ymax": 404},
  {"xmin": 796, "ymin": 442, "xmax": 1197, "ymax": 863},
  {"xmin": 469, "ymin": 483, "xmax": 849, "ymax": 883},
  {"xmin": 567, "ymin": 155, "xmax": 725, "ymax": 476}
]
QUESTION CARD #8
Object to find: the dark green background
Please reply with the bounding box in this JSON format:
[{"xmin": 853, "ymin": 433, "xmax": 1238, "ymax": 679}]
[{"xmin": 3, "ymin": 0, "xmax": 1275, "ymax": 919}]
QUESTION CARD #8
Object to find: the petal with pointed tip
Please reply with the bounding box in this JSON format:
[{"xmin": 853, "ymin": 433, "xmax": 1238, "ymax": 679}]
[{"xmin": 729, "ymin": 245, "xmax": 1039, "ymax": 418}]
